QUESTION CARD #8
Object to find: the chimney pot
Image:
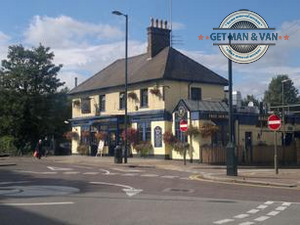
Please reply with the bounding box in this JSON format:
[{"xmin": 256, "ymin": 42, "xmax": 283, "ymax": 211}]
[
  {"xmin": 164, "ymin": 20, "xmax": 168, "ymax": 29},
  {"xmin": 155, "ymin": 19, "xmax": 158, "ymax": 27},
  {"xmin": 150, "ymin": 17, "xmax": 154, "ymax": 27},
  {"xmin": 160, "ymin": 20, "xmax": 163, "ymax": 28},
  {"xmin": 75, "ymin": 77, "xmax": 78, "ymax": 87}
]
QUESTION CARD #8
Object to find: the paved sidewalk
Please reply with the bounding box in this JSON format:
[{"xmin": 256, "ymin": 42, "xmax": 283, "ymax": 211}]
[{"xmin": 1, "ymin": 155, "xmax": 300, "ymax": 189}]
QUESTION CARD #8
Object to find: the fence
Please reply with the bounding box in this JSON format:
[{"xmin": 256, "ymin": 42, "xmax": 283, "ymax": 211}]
[{"xmin": 200, "ymin": 141, "xmax": 298, "ymax": 165}]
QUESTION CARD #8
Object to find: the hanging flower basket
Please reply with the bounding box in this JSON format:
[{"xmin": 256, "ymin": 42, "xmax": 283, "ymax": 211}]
[
  {"xmin": 199, "ymin": 122, "xmax": 219, "ymax": 138},
  {"xmin": 64, "ymin": 131, "xmax": 79, "ymax": 140},
  {"xmin": 73, "ymin": 99, "xmax": 80, "ymax": 107},
  {"xmin": 163, "ymin": 131, "xmax": 177, "ymax": 146},
  {"xmin": 81, "ymin": 130, "xmax": 90, "ymax": 137},
  {"xmin": 94, "ymin": 131, "xmax": 107, "ymax": 141},
  {"xmin": 185, "ymin": 125, "xmax": 200, "ymax": 137},
  {"xmin": 150, "ymin": 88, "xmax": 161, "ymax": 96},
  {"xmin": 128, "ymin": 92, "xmax": 138, "ymax": 101}
]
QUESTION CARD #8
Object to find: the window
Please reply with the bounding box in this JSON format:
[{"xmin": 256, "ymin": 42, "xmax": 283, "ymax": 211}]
[
  {"xmin": 81, "ymin": 97, "xmax": 91, "ymax": 114},
  {"xmin": 137, "ymin": 122, "xmax": 151, "ymax": 142},
  {"xmin": 140, "ymin": 88, "xmax": 148, "ymax": 108},
  {"xmin": 119, "ymin": 92, "xmax": 125, "ymax": 110},
  {"xmin": 191, "ymin": 87, "xmax": 202, "ymax": 100},
  {"xmin": 99, "ymin": 95, "xmax": 105, "ymax": 112}
]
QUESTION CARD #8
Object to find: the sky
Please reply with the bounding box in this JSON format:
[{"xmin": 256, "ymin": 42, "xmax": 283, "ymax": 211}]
[{"xmin": 0, "ymin": 0, "xmax": 299, "ymax": 99}]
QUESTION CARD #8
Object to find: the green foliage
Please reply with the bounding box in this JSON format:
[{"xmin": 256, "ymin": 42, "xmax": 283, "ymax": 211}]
[
  {"xmin": 0, "ymin": 135, "xmax": 18, "ymax": 155},
  {"xmin": 134, "ymin": 141, "xmax": 153, "ymax": 157},
  {"xmin": 264, "ymin": 75, "xmax": 299, "ymax": 106},
  {"xmin": 185, "ymin": 125, "xmax": 200, "ymax": 137},
  {"xmin": 0, "ymin": 44, "xmax": 70, "ymax": 152}
]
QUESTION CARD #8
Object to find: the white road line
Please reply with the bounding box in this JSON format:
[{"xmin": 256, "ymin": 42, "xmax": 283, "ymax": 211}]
[
  {"xmin": 234, "ymin": 214, "xmax": 249, "ymax": 219},
  {"xmin": 254, "ymin": 216, "xmax": 270, "ymax": 222},
  {"xmin": 0, "ymin": 202, "xmax": 74, "ymax": 206},
  {"xmin": 90, "ymin": 182, "xmax": 143, "ymax": 197},
  {"xmin": 247, "ymin": 209, "xmax": 260, "ymax": 214},
  {"xmin": 282, "ymin": 202, "xmax": 291, "ymax": 206},
  {"xmin": 257, "ymin": 204, "xmax": 268, "ymax": 209},
  {"xmin": 276, "ymin": 206, "xmax": 287, "ymax": 211},
  {"xmin": 160, "ymin": 175, "xmax": 178, "ymax": 179},
  {"xmin": 121, "ymin": 173, "xmax": 138, "ymax": 176},
  {"xmin": 16, "ymin": 171, "xmax": 57, "ymax": 175},
  {"xmin": 264, "ymin": 201, "xmax": 274, "ymax": 205},
  {"xmin": 213, "ymin": 219, "xmax": 234, "ymax": 224},
  {"xmin": 99, "ymin": 169, "xmax": 110, "ymax": 175},
  {"xmin": 63, "ymin": 172, "xmax": 80, "ymax": 175},
  {"xmin": 180, "ymin": 177, "xmax": 190, "ymax": 180},
  {"xmin": 267, "ymin": 211, "xmax": 280, "ymax": 216},
  {"xmin": 0, "ymin": 181, "xmax": 29, "ymax": 185},
  {"xmin": 83, "ymin": 172, "xmax": 99, "ymax": 175},
  {"xmin": 47, "ymin": 166, "xmax": 73, "ymax": 171},
  {"xmin": 239, "ymin": 222, "xmax": 255, "ymax": 225},
  {"xmin": 104, "ymin": 173, "xmax": 118, "ymax": 176},
  {"xmin": 112, "ymin": 168, "xmax": 144, "ymax": 173},
  {"xmin": 140, "ymin": 174, "xmax": 159, "ymax": 177}
]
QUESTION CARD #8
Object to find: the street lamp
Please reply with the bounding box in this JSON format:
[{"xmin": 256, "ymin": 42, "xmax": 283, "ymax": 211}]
[
  {"xmin": 226, "ymin": 34, "xmax": 237, "ymax": 176},
  {"xmin": 281, "ymin": 79, "xmax": 289, "ymax": 164},
  {"xmin": 112, "ymin": 10, "xmax": 128, "ymax": 163}
]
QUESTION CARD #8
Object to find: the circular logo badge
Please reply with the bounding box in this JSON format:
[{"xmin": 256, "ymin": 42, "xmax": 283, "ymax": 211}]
[{"xmin": 219, "ymin": 10, "xmax": 269, "ymax": 64}]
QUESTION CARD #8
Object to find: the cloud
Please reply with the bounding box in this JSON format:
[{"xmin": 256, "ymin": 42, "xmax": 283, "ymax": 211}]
[
  {"xmin": 24, "ymin": 15, "xmax": 123, "ymax": 48},
  {"xmin": 172, "ymin": 22, "xmax": 186, "ymax": 30}
]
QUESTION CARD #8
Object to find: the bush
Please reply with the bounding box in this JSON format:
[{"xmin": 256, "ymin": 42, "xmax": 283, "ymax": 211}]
[
  {"xmin": 0, "ymin": 135, "xmax": 19, "ymax": 155},
  {"xmin": 77, "ymin": 145, "xmax": 89, "ymax": 155},
  {"xmin": 134, "ymin": 141, "xmax": 153, "ymax": 157}
]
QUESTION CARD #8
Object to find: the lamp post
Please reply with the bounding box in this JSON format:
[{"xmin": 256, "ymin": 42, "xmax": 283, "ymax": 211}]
[
  {"xmin": 112, "ymin": 10, "xmax": 128, "ymax": 163},
  {"xmin": 281, "ymin": 79, "xmax": 289, "ymax": 165},
  {"xmin": 226, "ymin": 34, "xmax": 237, "ymax": 176}
]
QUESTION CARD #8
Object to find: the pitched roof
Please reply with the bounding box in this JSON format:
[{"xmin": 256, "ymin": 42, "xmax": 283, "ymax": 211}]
[
  {"xmin": 176, "ymin": 99, "xmax": 228, "ymax": 113},
  {"xmin": 69, "ymin": 47, "xmax": 228, "ymax": 95}
]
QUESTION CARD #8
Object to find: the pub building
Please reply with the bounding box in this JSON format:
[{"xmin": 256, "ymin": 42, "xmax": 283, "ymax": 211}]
[{"xmin": 68, "ymin": 18, "xmax": 300, "ymax": 165}]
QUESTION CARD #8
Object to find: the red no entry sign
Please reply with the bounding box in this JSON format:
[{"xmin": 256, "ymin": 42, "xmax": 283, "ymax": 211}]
[
  {"xmin": 268, "ymin": 114, "xmax": 281, "ymax": 131},
  {"xmin": 179, "ymin": 120, "xmax": 188, "ymax": 132}
]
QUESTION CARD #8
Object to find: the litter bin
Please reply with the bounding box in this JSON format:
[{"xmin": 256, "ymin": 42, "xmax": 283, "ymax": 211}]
[{"xmin": 114, "ymin": 145, "xmax": 122, "ymax": 164}]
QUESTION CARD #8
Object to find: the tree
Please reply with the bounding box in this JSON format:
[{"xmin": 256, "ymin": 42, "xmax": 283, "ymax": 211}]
[
  {"xmin": 0, "ymin": 44, "xmax": 68, "ymax": 153},
  {"xmin": 241, "ymin": 94, "xmax": 260, "ymax": 107},
  {"xmin": 264, "ymin": 75, "xmax": 299, "ymax": 106}
]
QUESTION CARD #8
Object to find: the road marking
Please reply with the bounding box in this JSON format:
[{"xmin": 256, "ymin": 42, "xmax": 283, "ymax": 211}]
[
  {"xmin": 254, "ymin": 216, "xmax": 270, "ymax": 222},
  {"xmin": 140, "ymin": 174, "xmax": 159, "ymax": 177},
  {"xmin": 104, "ymin": 173, "xmax": 118, "ymax": 176},
  {"xmin": 121, "ymin": 173, "xmax": 138, "ymax": 176},
  {"xmin": 180, "ymin": 177, "xmax": 190, "ymax": 180},
  {"xmin": 63, "ymin": 171, "xmax": 80, "ymax": 175},
  {"xmin": 0, "ymin": 181, "xmax": 29, "ymax": 185},
  {"xmin": 267, "ymin": 211, "xmax": 280, "ymax": 216},
  {"xmin": 16, "ymin": 170, "xmax": 57, "ymax": 175},
  {"xmin": 275, "ymin": 206, "xmax": 287, "ymax": 211},
  {"xmin": 160, "ymin": 175, "xmax": 178, "ymax": 179},
  {"xmin": 90, "ymin": 182, "xmax": 143, "ymax": 197},
  {"xmin": 247, "ymin": 209, "xmax": 259, "ymax": 214},
  {"xmin": 112, "ymin": 168, "xmax": 144, "ymax": 173},
  {"xmin": 99, "ymin": 169, "xmax": 110, "ymax": 175},
  {"xmin": 47, "ymin": 166, "xmax": 73, "ymax": 171},
  {"xmin": 282, "ymin": 202, "xmax": 291, "ymax": 206},
  {"xmin": 238, "ymin": 222, "xmax": 255, "ymax": 225},
  {"xmin": 0, "ymin": 202, "xmax": 74, "ymax": 206},
  {"xmin": 234, "ymin": 214, "xmax": 249, "ymax": 219},
  {"xmin": 264, "ymin": 201, "xmax": 274, "ymax": 205},
  {"xmin": 83, "ymin": 172, "xmax": 99, "ymax": 175},
  {"xmin": 213, "ymin": 219, "xmax": 234, "ymax": 224},
  {"xmin": 257, "ymin": 204, "xmax": 268, "ymax": 209}
]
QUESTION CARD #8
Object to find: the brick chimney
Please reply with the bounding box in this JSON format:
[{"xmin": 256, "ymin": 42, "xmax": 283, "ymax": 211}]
[{"xmin": 147, "ymin": 18, "xmax": 171, "ymax": 58}]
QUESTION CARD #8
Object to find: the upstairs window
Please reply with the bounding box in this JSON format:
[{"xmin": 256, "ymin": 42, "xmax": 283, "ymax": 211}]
[
  {"xmin": 119, "ymin": 92, "xmax": 125, "ymax": 110},
  {"xmin": 140, "ymin": 88, "xmax": 148, "ymax": 108},
  {"xmin": 191, "ymin": 87, "xmax": 202, "ymax": 101},
  {"xmin": 81, "ymin": 97, "xmax": 91, "ymax": 114},
  {"xmin": 99, "ymin": 95, "xmax": 106, "ymax": 112}
]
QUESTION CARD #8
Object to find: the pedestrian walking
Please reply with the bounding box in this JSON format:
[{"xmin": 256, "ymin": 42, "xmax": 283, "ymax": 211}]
[{"xmin": 35, "ymin": 139, "xmax": 43, "ymax": 159}]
